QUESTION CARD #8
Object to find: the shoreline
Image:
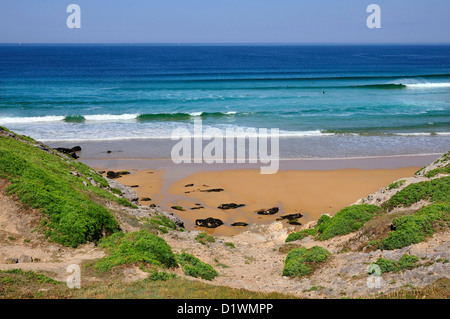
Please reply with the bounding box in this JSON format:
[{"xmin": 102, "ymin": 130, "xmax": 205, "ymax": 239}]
[
  {"xmin": 78, "ymin": 152, "xmax": 440, "ymax": 236},
  {"xmin": 93, "ymin": 157, "xmax": 429, "ymax": 236}
]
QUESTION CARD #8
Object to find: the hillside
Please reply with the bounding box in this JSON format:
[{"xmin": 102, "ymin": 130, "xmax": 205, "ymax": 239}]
[{"xmin": 0, "ymin": 126, "xmax": 448, "ymax": 299}]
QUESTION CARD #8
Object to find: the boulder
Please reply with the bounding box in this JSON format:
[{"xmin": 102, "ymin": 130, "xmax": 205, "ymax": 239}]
[
  {"xmin": 276, "ymin": 213, "xmax": 303, "ymax": 221},
  {"xmin": 106, "ymin": 170, "xmax": 130, "ymax": 179},
  {"xmin": 256, "ymin": 207, "xmax": 279, "ymax": 215},
  {"xmin": 231, "ymin": 222, "xmax": 249, "ymax": 227},
  {"xmin": 218, "ymin": 203, "xmax": 245, "ymax": 210},
  {"xmin": 195, "ymin": 217, "xmax": 224, "ymax": 228},
  {"xmin": 18, "ymin": 255, "xmax": 33, "ymax": 263},
  {"xmin": 140, "ymin": 197, "xmax": 152, "ymax": 201},
  {"xmin": 54, "ymin": 146, "xmax": 81, "ymax": 154},
  {"xmin": 200, "ymin": 188, "xmax": 224, "ymax": 193},
  {"xmin": 184, "ymin": 183, "xmax": 194, "ymax": 187},
  {"xmin": 5, "ymin": 258, "xmax": 18, "ymax": 264}
]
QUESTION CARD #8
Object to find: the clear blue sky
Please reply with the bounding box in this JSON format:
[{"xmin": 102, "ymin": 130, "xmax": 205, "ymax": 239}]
[{"xmin": 1, "ymin": 0, "xmax": 449, "ymax": 44}]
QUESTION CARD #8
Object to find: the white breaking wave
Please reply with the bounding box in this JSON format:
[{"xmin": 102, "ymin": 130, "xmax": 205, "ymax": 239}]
[
  {"xmin": 0, "ymin": 115, "xmax": 65, "ymax": 124},
  {"xmin": 83, "ymin": 114, "xmax": 138, "ymax": 121},
  {"xmin": 405, "ymin": 82, "xmax": 450, "ymax": 89}
]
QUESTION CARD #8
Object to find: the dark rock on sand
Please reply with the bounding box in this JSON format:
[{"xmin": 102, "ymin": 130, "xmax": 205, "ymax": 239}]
[
  {"xmin": 54, "ymin": 146, "xmax": 81, "ymax": 155},
  {"xmin": 190, "ymin": 206, "xmax": 204, "ymax": 210},
  {"xmin": 256, "ymin": 207, "xmax": 279, "ymax": 215},
  {"xmin": 140, "ymin": 197, "xmax": 152, "ymax": 201},
  {"xmin": 231, "ymin": 222, "xmax": 249, "ymax": 227},
  {"xmin": 288, "ymin": 220, "xmax": 302, "ymax": 226},
  {"xmin": 149, "ymin": 204, "xmax": 157, "ymax": 208},
  {"xmin": 195, "ymin": 217, "xmax": 224, "ymax": 228},
  {"xmin": 171, "ymin": 206, "xmax": 186, "ymax": 211},
  {"xmin": 200, "ymin": 188, "xmax": 224, "ymax": 193},
  {"xmin": 185, "ymin": 183, "xmax": 194, "ymax": 187},
  {"xmin": 276, "ymin": 213, "xmax": 303, "ymax": 221},
  {"xmin": 129, "ymin": 185, "xmax": 139, "ymax": 188},
  {"xmin": 106, "ymin": 170, "xmax": 130, "ymax": 179},
  {"xmin": 218, "ymin": 203, "xmax": 245, "ymax": 210}
]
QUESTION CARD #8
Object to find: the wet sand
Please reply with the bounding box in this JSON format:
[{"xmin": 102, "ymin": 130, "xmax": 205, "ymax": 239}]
[{"xmin": 111, "ymin": 164, "xmax": 421, "ymax": 236}]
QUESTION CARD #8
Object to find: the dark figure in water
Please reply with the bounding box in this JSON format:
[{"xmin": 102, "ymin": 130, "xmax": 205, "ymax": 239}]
[{"xmin": 322, "ymin": 91, "xmax": 325, "ymax": 94}]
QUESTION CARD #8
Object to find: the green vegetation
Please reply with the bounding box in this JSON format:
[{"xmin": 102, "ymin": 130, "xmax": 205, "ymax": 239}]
[
  {"xmin": 195, "ymin": 232, "xmax": 215, "ymax": 245},
  {"xmin": 171, "ymin": 205, "xmax": 186, "ymax": 211},
  {"xmin": 0, "ymin": 267, "xmax": 296, "ymax": 299},
  {"xmin": 285, "ymin": 205, "xmax": 379, "ymax": 243},
  {"xmin": 282, "ymin": 246, "xmax": 331, "ymax": 278},
  {"xmin": 285, "ymin": 228, "xmax": 317, "ymax": 243},
  {"xmin": 176, "ymin": 253, "xmax": 218, "ymax": 281},
  {"xmin": 370, "ymin": 254, "xmax": 419, "ymax": 274},
  {"xmin": 382, "ymin": 177, "xmax": 450, "ymax": 211},
  {"xmin": 376, "ymin": 277, "xmax": 449, "ymax": 299},
  {"xmin": 146, "ymin": 269, "xmax": 177, "ymax": 281},
  {"xmin": 147, "ymin": 212, "xmax": 179, "ymax": 234},
  {"xmin": 425, "ymin": 164, "xmax": 450, "ymax": 178},
  {"xmin": 387, "ymin": 179, "xmax": 406, "ymax": 190},
  {"xmin": 95, "ymin": 230, "xmax": 178, "ymax": 272},
  {"xmin": 317, "ymin": 205, "xmax": 380, "ymax": 240},
  {"xmin": 0, "ymin": 269, "xmax": 59, "ymax": 284},
  {"xmin": 0, "ymin": 132, "xmax": 144, "ymax": 247},
  {"xmin": 225, "ymin": 242, "xmax": 235, "ymax": 248},
  {"xmin": 379, "ymin": 202, "xmax": 449, "ymax": 250}
]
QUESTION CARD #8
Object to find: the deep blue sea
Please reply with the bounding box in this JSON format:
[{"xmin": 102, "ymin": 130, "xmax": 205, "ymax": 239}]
[{"xmin": 0, "ymin": 45, "xmax": 449, "ymax": 158}]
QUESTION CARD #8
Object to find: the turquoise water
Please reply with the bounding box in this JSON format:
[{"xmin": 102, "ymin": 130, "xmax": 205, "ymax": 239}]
[{"xmin": 0, "ymin": 45, "xmax": 449, "ymax": 158}]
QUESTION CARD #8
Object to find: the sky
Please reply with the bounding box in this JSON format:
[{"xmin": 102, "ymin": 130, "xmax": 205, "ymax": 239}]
[{"xmin": 0, "ymin": 0, "xmax": 449, "ymax": 44}]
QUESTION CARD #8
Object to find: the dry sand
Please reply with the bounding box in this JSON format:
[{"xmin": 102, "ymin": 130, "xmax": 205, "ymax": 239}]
[{"xmin": 114, "ymin": 166, "xmax": 420, "ymax": 236}]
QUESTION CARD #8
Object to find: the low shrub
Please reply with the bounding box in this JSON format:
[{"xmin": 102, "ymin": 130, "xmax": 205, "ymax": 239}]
[
  {"xmin": 285, "ymin": 228, "xmax": 317, "ymax": 243},
  {"xmin": 382, "ymin": 177, "xmax": 450, "ymax": 211},
  {"xmin": 380, "ymin": 203, "xmax": 449, "ymax": 250},
  {"xmin": 371, "ymin": 254, "xmax": 419, "ymax": 274},
  {"xmin": 282, "ymin": 246, "xmax": 331, "ymax": 278},
  {"xmin": 95, "ymin": 230, "xmax": 178, "ymax": 271},
  {"xmin": 317, "ymin": 205, "xmax": 380, "ymax": 240},
  {"xmin": 176, "ymin": 253, "xmax": 218, "ymax": 281}
]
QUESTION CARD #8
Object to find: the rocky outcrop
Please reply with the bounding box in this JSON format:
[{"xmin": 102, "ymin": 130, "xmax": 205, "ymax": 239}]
[
  {"xmin": 195, "ymin": 217, "xmax": 224, "ymax": 228},
  {"xmin": 231, "ymin": 222, "xmax": 249, "ymax": 227},
  {"xmin": 106, "ymin": 170, "xmax": 130, "ymax": 179},
  {"xmin": 105, "ymin": 177, "xmax": 139, "ymax": 204},
  {"xmin": 53, "ymin": 146, "xmax": 81, "ymax": 159},
  {"xmin": 255, "ymin": 207, "xmax": 279, "ymax": 215},
  {"xmin": 218, "ymin": 203, "xmax": 245, "ymax": 210}
]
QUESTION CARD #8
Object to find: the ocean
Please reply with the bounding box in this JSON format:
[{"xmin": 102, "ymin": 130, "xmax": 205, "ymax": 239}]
[{"xmin": 0, "ymin": 44, "xmax": 449, "ymax": 159}]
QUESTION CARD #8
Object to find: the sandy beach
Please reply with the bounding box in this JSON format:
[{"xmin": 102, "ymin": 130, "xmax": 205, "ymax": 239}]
[{"xmin": 108, "ymin": 161, "xmax": 422, "ymax": 236}]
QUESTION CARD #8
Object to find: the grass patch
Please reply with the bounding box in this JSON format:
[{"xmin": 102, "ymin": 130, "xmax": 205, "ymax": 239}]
[
  {"xmin": 224, "ymin": 242, "xmax": 235, "ymax": 248},
  {"xmin": 425, "ymin": 164, "xmax": 450, "ymax": 178},
  {"xmin": 285, "ymin": 228, "xmax": 317, "ymax": 243},
  {"xmin": 95, "ymin": 230, "xmax": 178, "ymax": 272},
  {"xmin": 370, "ymin": 254, "xmax": 419, "ymax": 274},
  {"xmin": 317, "ymin": 205, "xmax": 380, "ymax": 240},
  {"xmin": 382, "ymin": 176, "xmax": 450, "ymax": 211},
  {"xmin": 0, "ymin": 132, "xmax": 134, "ymax": 247},
  {"xmin": 379, "ymin": 202, "xmax": 450, "ymax": 250},
  {"xmin": 387, "ymin": 179, "xmax": 406, "ymax": 190},
  {"xmin": 195, "ymin": 232, "xmax": 215, "ymax": 245},
  {"xmin": 282, "ymin": 246, "xmax": 331, "ymax": 278},
  {"xmin": 146, "ymin": 269, "xmax": 177, "ymax": 281},
  {"xmin": 147, "ymin": 213, "xmax": 179, "ymax": 234},
  {"xmin": 176, "ymin": 253, "xmax": 218, "ymax": 281},
  {"xmin": 375, "ymin": 277, "xmax": 449, "ymax": 299}
]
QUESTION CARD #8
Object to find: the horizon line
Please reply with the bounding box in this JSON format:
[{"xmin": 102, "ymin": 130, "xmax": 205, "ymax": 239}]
[{"xmin": 1, "ymin": 42, "xmax": 450, "ymax": 46}]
